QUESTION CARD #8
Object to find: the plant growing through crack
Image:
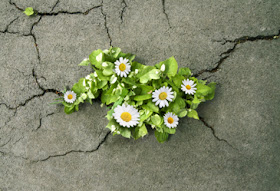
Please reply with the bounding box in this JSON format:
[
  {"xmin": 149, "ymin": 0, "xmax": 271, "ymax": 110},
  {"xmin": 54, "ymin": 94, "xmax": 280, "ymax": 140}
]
[
  {"xmin": 53, "ymin": 47, "xmax": 216, "ymax": 143},
  {"xmin": 23, "ymin": 7, "xmax": 37, "ymax": 16}
]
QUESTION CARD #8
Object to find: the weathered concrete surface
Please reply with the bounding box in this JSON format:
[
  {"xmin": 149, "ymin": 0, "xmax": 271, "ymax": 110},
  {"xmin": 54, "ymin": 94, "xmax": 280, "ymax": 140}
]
[{"xmin": 1, "ymin": 0, "xmax": 280, "ymax": 190}]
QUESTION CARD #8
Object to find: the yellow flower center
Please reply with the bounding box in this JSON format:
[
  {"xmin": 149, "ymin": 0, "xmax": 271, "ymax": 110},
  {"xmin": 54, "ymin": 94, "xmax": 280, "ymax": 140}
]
[
  {"xmin": 67, "ymin": 94, "xmax": 73, "ymax": 99},
  {"xmin": 186, "ymin": 85, "xmax": 191, "ymax": 90},
  {"xmin": 159, "ymin": 92, "xmax": 167, "ymax": 100},
  {"xmin": 119, "ymin": 63, "xmax": 126, "ymax": 71},
  {"xmin": 120, "ymin": 112, "xmax": 132, "ymax": 122},
  {"xmin": 167, "ymin": 117, "xmax": 174, "ymax": 124}
]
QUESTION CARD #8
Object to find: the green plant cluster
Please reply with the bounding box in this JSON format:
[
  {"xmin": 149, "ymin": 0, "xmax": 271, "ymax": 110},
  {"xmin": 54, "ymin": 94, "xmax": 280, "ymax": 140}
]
[
  {"xmin": 55, "ymin": 47, "xmax": 216, "ymax": 143},
  {"xmin": 24, "ymin": 7, "xmax": 35, "ymax": 16}
]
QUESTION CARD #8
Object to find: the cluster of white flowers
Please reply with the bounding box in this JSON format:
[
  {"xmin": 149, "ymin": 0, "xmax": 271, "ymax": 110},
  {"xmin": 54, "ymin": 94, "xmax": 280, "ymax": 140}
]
[{"xmin": 64, "ymin": 57, "xmax": 198, "ymax": 129}]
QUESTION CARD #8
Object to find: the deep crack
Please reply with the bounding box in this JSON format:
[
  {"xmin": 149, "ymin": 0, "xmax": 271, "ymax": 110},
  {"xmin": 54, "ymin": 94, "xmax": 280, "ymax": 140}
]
[
  {"xmin": 199, "ymin": 116, "xmax": 236, "ymax": 149},
  {"xmin": 162, "ymin": 0, "xmax": 171, "ymax": 28},
  {"xmin": 0, "ymin": 70, "xmax": 62, "ymax": 112},
  {"xmin": 194, "ymin": 30, "xmax": 280, "ymax": 77},
  {"xmin": 9, "ymin": 0, "xmax": 101, "ymax": 16},
  {"xmin": 0, "ymin": 16, "xmax": 19, "ymax": 33},
  {"xmin": 9, "ymin": 0, "xmax": 23, "ymax": 11},
  {"xmin": 35, "ymin": 131, "xmax": 111, "ymax": 162},
  {"xmin": 101, "ymin": 1, "xmax": 112, "ymax": 46}
]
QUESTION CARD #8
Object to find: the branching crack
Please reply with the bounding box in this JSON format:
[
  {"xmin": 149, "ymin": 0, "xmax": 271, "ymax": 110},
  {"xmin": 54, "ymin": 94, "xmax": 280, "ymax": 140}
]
[
  {"xmin": 162, "ymin": 0, "xmax": 171, "ymax": 28},
  {"xmin": 51, "ymin": 0, "xmax": 60, "ymax": 12},
  {"xmin": 35, "ymin": 131, "xmax": 111, "ymax": 162},
  {"xmin": 37, "ymin": 5, "xmax": 102, "ymax": 16},
  {"xmin": 0, "ymin": 70, "xmax": 61, "ymax": 112},
  {"xmin": 101, "ymin": 1, "xmax": 112, "ymax": 46},
  {"xmin": 9, "ymin": 0, "xmax": 101, "ymax": 16},
  {"xmin": 194, "ymin": 30, "xmax": 280, "ymax": 77},
  {"xmin": 199, "ymin": 116, "xmax": 236, "ymax": 149},
  {"xmin": 33, "ymin": 112, "xmax": 56, "ymax": 131},
  {"xmin": 9, "ymin": 0, "xmax": 24, "ymax": 11},
  {"xmin": 0, "ymin": 16, "xmax": 19, "ymax": 33},
  {"xmin": 120, "ymin": 0, "xmax": 127, "ymax": 23}
]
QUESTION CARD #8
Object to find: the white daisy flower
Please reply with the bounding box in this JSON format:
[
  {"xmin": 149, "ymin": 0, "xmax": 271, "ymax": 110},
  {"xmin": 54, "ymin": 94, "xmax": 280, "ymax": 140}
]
[
  {"xmin": 181, "ymin": 79, "xmax": 197, "ymax": 95},
  {"xmin": 152, "ymin": 86, "xmax": 174, "ymax": 108},
  {"xmin": 164, "ymin": 112, "xmax": 179, "ymax": 128},
  {"xmin": 113, "ymin": 104, "xmax": 140, "ymax": 128},
  {"xmin": 114, "ymin": 57, "xmax": 131, "ymax": 77},
  {"xmin": 64, "ymin": 91, "xmax": 76, "ymax": 103}
]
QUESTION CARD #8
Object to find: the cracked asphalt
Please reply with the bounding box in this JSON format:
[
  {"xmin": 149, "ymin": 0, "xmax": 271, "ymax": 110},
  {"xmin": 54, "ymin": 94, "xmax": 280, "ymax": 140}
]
[{"xmin": 1, "ymin": 0, "xmax": 280, "ymax": 190}]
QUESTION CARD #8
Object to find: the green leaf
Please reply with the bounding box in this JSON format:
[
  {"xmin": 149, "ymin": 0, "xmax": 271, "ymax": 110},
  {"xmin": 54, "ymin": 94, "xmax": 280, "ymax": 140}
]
[
  {"xmin": 134, "ymin": 94, "xmax": 152, "ymax": 101},
  {"xmin": 24, "ymin": 7, "xmax": 34, "ymax": 16},
  {"xmin": 109, "ymin": 47, "xmax": 121, "ymax": 58},
  {"xmin": 166, "ymin": 96, "xmax": 185, "ymax": 114},
  {"xmin": 178, "ymin": 109, "xmax": 188, "ymax": 118},
  {"xmin": 118, "ymin": 52, "xmax": 135, "ymax": 62},
  {"xmin": 163, "ymin": 126, "xmax": 176, "ymax": 134},
  {"xmin": 138, "ymin": 85, "xmax": 154, "ymax": 94},
  {"xmin": 138, "ymin": 67, "xmax": 160, "ymax": 84},
  {"xmin": 97, "ymin": 80, "xmax": 107, "ymax": 89},
  {"xmin": 192, "ymin": 95, "xmax": 200, "ymax": 104},
  {"xmin": 101, "ymin": 83, "xmax": 119, "ymax": 105},
  {"xmin": 150, "ymin": 114, "xmax": 163, "ymax": 126},
  {"xmin": 89, "ymin": 49, "xmax": 104, "ymax": 69},
  {"xmin": 119, "ymin": 127, "xmax": 131, "ymax": 138},
  {"xmin": 134, "ymin": 124, "xmax": 148, "ymax": 140},
  {"xmin": 191, "ymin": 95, "xmax": 201, "ymax": 109},
  {"xmin": 187, "ymin": 109, "xmax": 199, "ymax": 119},
  {"xmin": 172, "ymin": 74, "xmax": 185, "ymax": 87},
  {"xmin": 140, "ymin": 109, "xmax": 153, "ymax": 122},
  {"xmin": 105, "ymin": 118, "xmax": 119, "ymax": 132},
  {"xmin": 96, "ymin": 70, "xmax": 110, "ymax": 81},
  {"xmin": 142, "ymin": 101, "xmax": 159, "ymax": 113},
  {"xmin": 131, "ymin": 61, "xmax": 145, "ymax": 72},
  {"xmin": 102, "ymin": 62, "xmax": 114, "ymax": 76},
  {"xmin": 154, "ymin": 131, "xmax": 169, "ymax": 143},
  {"xmin": 204, "ymin": 82, "xmax": 216, "ymax": 100},
  {"xmin": 106, "ymin": 97, "xmax": 124, "ymax": 120},
  {"xmin": 80, "ymin": 93, "xmax": 87, "ymax": 100},
  {"xmin": 75, "ymin": 104, "xmax": 79, "ymax": 111},
  {"xmin": 71, "ymin": 78, "xmax": 87, "ymax": 95},
  {"xmin": 196, "ymin": 83, "xmax": 212, "ymax": 97},
  {"xmin": 155, "ymin": 56, "xmax": 178, "ymax": 78},
  {"xmin": 178, "ymin": 67, "xmax": 191, "ymax": 77},
  {"xmin": 64, "ymin": 106, "xmax": 75, "ymax": 114},
  {"xmin": 101, "ymin": 94, "xmax": 119, "ymax": 105},
  {"xmin": 79, "ymin": 59, "xmax": 90, "ymax": 66}
]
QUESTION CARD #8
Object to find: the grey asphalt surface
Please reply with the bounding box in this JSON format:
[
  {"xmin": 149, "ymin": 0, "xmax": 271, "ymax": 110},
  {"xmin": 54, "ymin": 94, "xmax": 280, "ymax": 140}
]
[{"xmin": 1, "ymin": 0, "xmax": 280, "ymax": 190}]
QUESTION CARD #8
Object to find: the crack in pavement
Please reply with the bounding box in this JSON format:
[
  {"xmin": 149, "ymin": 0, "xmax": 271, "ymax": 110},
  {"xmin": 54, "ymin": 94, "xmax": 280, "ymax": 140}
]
[
  {"xmin": 101, "ymin": 0, "xmax": 112, "ymax": 46},
  {"xmin": 51, "ymin": 0, "xmax": 60, "ymax": 12},
  {"xmin": 34, "ymin": 131, "xmax": 111, "ymax": 162},
  {"xmin": 33, "ymin": 112, "xmax": 56, "ymax": 131},
  {"xmin": 9, "ymin": 0, "xmax": 102, "ymax": 16},
  {"xmin": 37, "ymin": 5, "xmax": 102, "ymax": 16},
  {"xmin": 194, "ymin": 30, "xmax": 280, "ymax": 78},
  {"xmin": 9, "ymin": 0, "xmax": 24, "ymax": 11},
  {"xmin": 199, "ymin": 116, "xmax": 237, "ymax": 150},
  {"xmin": 120, "ymin": 0, "xmax": 127, "ymax": 24},
  {"xmin": 0, "ymin": 131, "xmax": 111, "ymax": 162},
  {"xmin": 0, "ymin": 16, "xmax": 19, "ymax": 33},
  {"xmin": 0, "ymin": 69, "xmax": 61, "ymax": 113},
  {"xmin": 162, "ymin": 0, "xmax": 171, "ymax": 28}
]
